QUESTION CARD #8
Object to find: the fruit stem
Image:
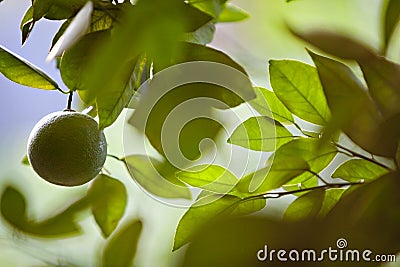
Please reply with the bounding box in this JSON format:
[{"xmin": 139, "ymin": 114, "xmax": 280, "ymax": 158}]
[{"xmin": 66, "ymin": 91, "xmax": 73, "ymax": 110}]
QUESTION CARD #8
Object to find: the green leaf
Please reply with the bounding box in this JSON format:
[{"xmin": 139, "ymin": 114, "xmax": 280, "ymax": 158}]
[
  {"xmin": 51, "ymin": 19, "xmax": 72, "ymax": 49},
  {"xmin": 33, "ymin": 0, "xmax": 87, "ymax": 21},
  {"xmin": 20, "ymin": 6, "xmax": 34, "ymax": 45},
  {"xmin": 332, "ymin": 159, "xmax": 389, "ymax": 183},
  {"xmin": 269, "ymin": 60, "xmax": 330, "ymax": 125},
  {"xmin": 88, "ymin": 175, "xmax": 127, "ymax": 238},
  {"xmin": 250, "ymin": 87, "xmax": 295, "ymax": 124},
  {"xmin": 318, "ymin": 188, "xmax": 345, "ymax": 217},
  {"xmin": 174, "ymin": 194, "xmax": 265, "ymax": 250},
  {"xmin": 1, "ymin": 186, "xmax": 86, "ymax": 237},
  {"xmin": 123, "ymin": 155, "xmax": 191, "ymax": 199},
  {"xmin": 130, "ymin": 43, "xmax": 253, "ymax": 162},
  {"xmin": 21, "ymin": 155, "xmax": 30, "ymax": 166},
  {"xmin": 60, "ymin": 31, "xmax": 140, "ymax": 128},
  {"xmin": 1, "ymin": 186, "xmax": 27, "ymax": 229},
  {"xmin": 360, "ymin": 56, "xmax": 400, "ymax": 118},
  {"xmin": 0, "ymin": 46, "xmax": 59, "ymax": 90},
  {"xmin": 309, "ymin": 51, "xmax": 387, "ymax": 156},
  {"xmin": 247, "ymin": 138, "xmax": 337, "ymax": 193},
  {"xmin": 236, "ymin": 157, "xmax": 310, "ymax": 194},
  {"xmin": 227, "ymin": 116, "xmax": 293, "ymax": 152},
  {"xmin": 218, "ymin": 4, "xmax": 249, "ymax": 23},
  {"xmin": 189, "ymin": 0, "xmax": 227, "ymax": 19},
  {"xmin": 291, "ymin": 30, "xmax": 374, "ymax": 61},
  {"xmin": 383, "ymin": 0, "xmax": 400, "ymax": 51},
  {"xmin": 176, "ymin": 165, "xmax": 238, "ymax": 194},
  {"xmin": 102, "ymin": 220, "xmax": 142, "ymax": 267},
  {"xmin": 184, "ymin": 22, "xmax": 216, "ymax": 45},
  {"xmin": 284, "ymin": 189, "xmax": 325, "ymax": 221}
]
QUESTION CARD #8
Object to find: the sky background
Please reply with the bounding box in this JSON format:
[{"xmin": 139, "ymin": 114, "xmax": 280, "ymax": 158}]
[{"xmin": 0, "ymin": 0, "xmax": 388, "ymax": 266}]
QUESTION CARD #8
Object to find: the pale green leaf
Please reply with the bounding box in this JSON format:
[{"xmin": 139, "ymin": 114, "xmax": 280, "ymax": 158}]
[
  {"xmin": 0, "ymin": 46, "xmax": 58, "ymax": 90},
  {"xmin": 102, "ymin": 220, "xmax": 142, "ymax": 267},
  {"xmin": 218, "ymin": 4, "xmax": 249, "ymax": 23},
  {"xmin": 177, "ymin": 165, "xmax": 238, "ymax": 194},
  {"xmin": 88, "ymin": 175, "xmax": 127, "ymax": 238},
  {"xmin": 228, "ymin": 116, "xmax": 293, "ymax": 151},
  {"xmin": 123, "ymin": 155, "xmax": 191, "ymax": 199},
  {"xmin": 332, "ymin": 159, "xmax": 389, "ymax": 183},
  {"xmin": 269, "ymin": 60, "xmax": 330, "ymax": 125}
]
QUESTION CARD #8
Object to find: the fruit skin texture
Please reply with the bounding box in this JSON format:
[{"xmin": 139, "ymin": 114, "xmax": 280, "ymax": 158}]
[{"xmin": 27, "ymin": 110, "xmax": 107, "ymax": 186}]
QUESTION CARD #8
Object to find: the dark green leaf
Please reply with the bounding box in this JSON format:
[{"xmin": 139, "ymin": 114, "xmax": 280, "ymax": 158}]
[
  {"xmin": 360, "ymin": 56, "xmax": 400, "ymax": 117},
  {"xmin": 291, "ymin": 30, "xmax": 374, "ymax": 61},
  {"xmin": 51, "ymin": 19, "xmax": 72, "ymax": 49},
  {"xmin": 33, "ymin": 0, "xmax": 87, "ymax": 21},
  {"xmin": 20, "ymin": 6, "xmax": 34, "ymax": 45},
  {"xmin": 0, "ymin": 46, "xmax": 59, "ymax": 90},
  {"xmin": 332, "ymin": 159, "xmax": 389, "ymax": 182},
  {"xmin": 218, "ymin": 4, "xmax": 249, "ymax": 23},
  {"xmin": 1, "ymin": 186, "xmax": 27, "ymax": 229},
  {"xmin": 1, "ymin": 186, "xmax": 86, "ymax": 237},
  {"xmin": 102, "ymin": 220, "xmax": 142, "ymax": 267},
  {"xmin": 269, "ymin": 60, "xmax": 330, "ymax": 125},
  {"xmin": 123, "ymin": 155, "xmax": 191, "ymax": 199},
  {"xmin": 174, "ymin": 194, "xmax": 265, "ymax": 250},
  {"xmin": 250, "ymin": 87, "xmax": 295, "ymax": 124},
  {"xmin": 176, "ymin": 165, "xmax": 238, "ymax": 194},
  {"xmin": 309, "ymin": 51, "xmax": 387, "ymax": 156},
  {"xmin": 383, "ymin": 0, "xmax": 400, "ymax": 51},
  {"xmin": 283, "ymin": 189, "xmax": 325, "ymax": 221},
  {"xmin": 228, "ymin": 116, "xmax": 293, "ymax": 152},
  {"xmin": 88, "ymin": 175, "xmax": 127, "ymax": 238}
]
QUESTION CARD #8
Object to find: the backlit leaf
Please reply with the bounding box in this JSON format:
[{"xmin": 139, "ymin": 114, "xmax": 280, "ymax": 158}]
[
  {"xmin": 123, "ymin": 155, "xmax": 191, "ymax": 199},
  {"xmin": 228, "ymin": 116, "xmax": 293, "ymax": 152},
  {"xmin": 0, "ymin": 46, "xmax": 59, "ymax": 90},
  {"xmin": 236, "ymin": 157, "xmax": 310, "ymax": 195},
  {"xmin": 102, "ymin": 220, "xmax": 142, "ymax": 267},
  {"xmin": 332, "ymin": 159, "xmax": 389, "ymax": 183},
  {"xmin": 250, "ymin": 87, "xmax": 294, "ymax": 124},
  {"xmin": 269, "ymin": 60, "xmax": 330, "ymax": 125},
  {"xmin": 176, "ymin": 165, "xmax": 238, "ymax": 194},
  {"xmin": 218, "ymin": 4, "xmax": 249, "ymax": 23},
  {"xmin": 88, "ymin": 175, "xmax": 127, "ymax": 238}
]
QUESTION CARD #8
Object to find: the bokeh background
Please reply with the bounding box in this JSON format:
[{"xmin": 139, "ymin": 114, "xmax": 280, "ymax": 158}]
[{"xmin": 0, "ymin": 0, "xmax": 386, "ymax": 266}]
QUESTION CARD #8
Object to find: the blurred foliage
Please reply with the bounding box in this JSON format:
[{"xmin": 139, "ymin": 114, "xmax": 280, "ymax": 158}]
[{"xmin": 1, "ymin": 0, "xmax": 400, "ymax": 266}]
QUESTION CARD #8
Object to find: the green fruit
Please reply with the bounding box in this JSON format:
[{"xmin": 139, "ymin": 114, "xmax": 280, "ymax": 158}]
[{"xmin": 27, "ymin": 110, "xmax": 107, "ymax": 186}]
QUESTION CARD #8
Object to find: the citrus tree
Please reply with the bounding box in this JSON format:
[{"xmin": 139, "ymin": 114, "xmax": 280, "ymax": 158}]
[{"xmin": 1, "ymin": 0, "xmax": 400, "ymax": 266}]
